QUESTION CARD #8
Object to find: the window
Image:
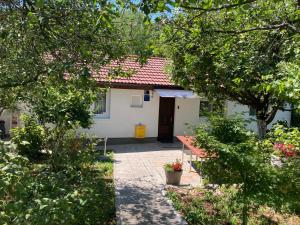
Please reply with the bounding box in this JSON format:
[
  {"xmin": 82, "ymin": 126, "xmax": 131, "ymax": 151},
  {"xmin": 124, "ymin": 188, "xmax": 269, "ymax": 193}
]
[
  {"xmin": 131, "ymin": 95, "xmax": 143, "ymax": 108},
  {"xmin": 199, "ymin": 100, "xmax": 213, "ymax": 117},
  {"xmin": 249, "ymin": 106, "xmax": 256, "ymax": 116},
  {"xmin": 93, "ymin": 91, "xmax": 110, "ymax": 118},
  {"xmin": 199, "ymin": 100, "xmax": 224, "ymax": 117},
  {"xmin": 144, "ymin": 90, "xmax": 150, "ymax": 101}
]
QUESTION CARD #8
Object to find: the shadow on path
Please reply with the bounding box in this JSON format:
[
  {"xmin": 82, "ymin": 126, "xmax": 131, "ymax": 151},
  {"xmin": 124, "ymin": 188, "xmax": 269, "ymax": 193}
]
[{"xmin": 116, "ymin": 177, "xmax": 186, "ymax": 225}]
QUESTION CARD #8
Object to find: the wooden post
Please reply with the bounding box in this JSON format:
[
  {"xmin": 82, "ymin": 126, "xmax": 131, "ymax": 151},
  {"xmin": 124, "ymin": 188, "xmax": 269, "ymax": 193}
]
[
  {"xmin": 181, "ymin": 143, "xmax": 185, "ymax": 162},
  {"xmin": 190, "ymin": 151, "xmax": 192, "ymax": 172},
  {"xmin": 104, "ymin": 137, "xmax": 107, "ymax": 156}
]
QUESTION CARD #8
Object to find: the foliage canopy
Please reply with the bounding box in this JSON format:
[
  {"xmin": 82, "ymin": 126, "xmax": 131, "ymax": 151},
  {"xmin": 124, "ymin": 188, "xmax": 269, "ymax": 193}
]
[
  {"xmin": 195, "ymin": 116, "xmax": 300, "ymax": 224},
  {"xmin": 139, "ymin": 0, "xmax": 300, "ymax": 137}
]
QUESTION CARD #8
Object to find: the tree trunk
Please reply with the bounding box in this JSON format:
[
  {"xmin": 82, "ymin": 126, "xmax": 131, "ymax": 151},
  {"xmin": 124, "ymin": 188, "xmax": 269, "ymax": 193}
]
[
  {"xmin": 256, "ymin": 118, "xmax": 267, "ymax": 139},
  {"xmin": 242, "ymin": 204, "xmax": 249, "ymax": 225},
  {"xmin": 256, "ymin": 107, "xmax": 278, "ymax": 138},
  {"xmin": 0, "ymin": 108, "xmax": 4, "ymax": 117}
]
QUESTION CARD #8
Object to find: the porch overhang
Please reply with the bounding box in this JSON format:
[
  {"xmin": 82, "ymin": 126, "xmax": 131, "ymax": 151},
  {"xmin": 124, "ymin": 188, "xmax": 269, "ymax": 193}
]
[{"xmin": 154, "ymin": 89, "xmax": 199, "ymax": 98}]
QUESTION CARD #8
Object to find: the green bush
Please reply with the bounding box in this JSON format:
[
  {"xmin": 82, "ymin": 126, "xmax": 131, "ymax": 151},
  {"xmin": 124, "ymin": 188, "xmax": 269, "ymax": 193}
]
[
  {"xmin": 194, "ymin": 116, "xmax": 299, "ymax": 224},
  {"xmin": 11, "ymin": 115, "xmax": 45, "ymax": 159},
  {"xmin": 167, "ymin": 186, "xmax": 242, "ymax": 225},
  {"xmin": 209, "ymin": 115, "xmax": 252, "ymax": 144},
  {"xmin": 46, "ymin": 130, "xmax": 101, "ymax": 171},
  {"xmin": 266, "ymin": 124, "xmax": 300, "ymax": 212},
  {"xmin": 0, "ymin": 140, "xmax": 115, "ymax": 225},
  {"xmin": 167, "ymin": 186, "xmax": 299, "ymax": 225}
]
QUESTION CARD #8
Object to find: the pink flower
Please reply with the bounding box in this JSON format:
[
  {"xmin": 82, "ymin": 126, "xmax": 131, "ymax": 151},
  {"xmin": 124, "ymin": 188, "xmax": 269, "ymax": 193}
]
[{"xmin": 274, "ymin": 143, "xmax": 297, "ymax": 158}]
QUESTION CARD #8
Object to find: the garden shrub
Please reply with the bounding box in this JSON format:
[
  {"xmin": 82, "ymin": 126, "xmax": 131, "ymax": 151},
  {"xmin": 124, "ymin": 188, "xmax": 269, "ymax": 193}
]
[
  {"xmin": 46, "ymin": 130, "xmax": 102, "ymax": 171},
  {"xmin": 0, "ymin": 141, "xmax": 32, "ymax": 224},
  {"xmin": 0, "ymin": 139, "xmax": 115, "ymax": 225},
  {"xmin": 209, "ymin": 115, "xmax": 252, "ymax": 144},
  {"xmin": 267, "ymin": 124, "xmax": 300, "ymax": 152},
  {"xmin": 267, "ymin": 125, "xmax": 300, "ymax": 212},
  {"xmin": 11, "ymin": 114, "xmax": 45, "ymax": 159},
  {"xmin": 194, "ymin": 116, "xmax": 300, "ymax": 224},
  {"xmin": 167, "ymin": 186, "xmax": 242, "ymax": 225},
  {"xmin": 167, "ymin": 186, "xmax": 300, "ymax": 225}
]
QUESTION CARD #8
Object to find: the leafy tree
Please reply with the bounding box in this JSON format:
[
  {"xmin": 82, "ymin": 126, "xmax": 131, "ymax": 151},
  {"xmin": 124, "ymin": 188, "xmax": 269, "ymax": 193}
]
[
  {"xmin": 114, "ymin": 10, "xmax": 152, "ymax": 57},
  {"xmin": 1, "ymin": 0, "xmax": 128, "ymax": 86},
  {"xmin": 195, "ymin": 116, "xmax": 299, "ymax": 225},
  {"xmin": 15, "ymin": 76, "xmax": 99, "ymax": 168},
  {"xmin": 0, "ymin": 0, "xmax": 155, "ymax": 154},
  {"xmin": 139, "ymin": 0, "xmax": 300, "ymax": 137},
  {"xmin": 0, "ymin": 88, "xmax": 18, "ymax": 116},
  {"xmin": 27, "ymin": 76, "xmax": 98, "ymax": 129},
  {"xmin": 0, "ymin": 0, "xmax": 148, "ymax": 116}
]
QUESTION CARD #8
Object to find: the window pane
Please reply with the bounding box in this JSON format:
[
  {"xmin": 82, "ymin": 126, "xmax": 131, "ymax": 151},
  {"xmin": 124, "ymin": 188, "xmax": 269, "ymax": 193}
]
[
  {"xmin": 144, "ymin": 90, "xmax": 150, "ymax": 101},
  {"xmin": 131, "ymin": 95, "xmax": 143, "ymax": 107},
  {"xmin": 94, "ymin": 93, "xmax": 106, "ymax": 114},
  {"xmin": 199, "ymin": 100, "xmax": 225, "ymax": 117},
  {"xmin": 249, "ymin": 106, "xmax": 256, "ymax": 116},
  {"xmin": 199, "ymin": 101, "xmax": 211, "ymax": 116}
]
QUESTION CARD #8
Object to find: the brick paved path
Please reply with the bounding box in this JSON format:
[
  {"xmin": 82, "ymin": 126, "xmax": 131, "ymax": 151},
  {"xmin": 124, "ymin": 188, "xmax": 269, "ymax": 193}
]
[{"xmin": 113, "ymin": 143, "xmax": 201, "ymax": 225}]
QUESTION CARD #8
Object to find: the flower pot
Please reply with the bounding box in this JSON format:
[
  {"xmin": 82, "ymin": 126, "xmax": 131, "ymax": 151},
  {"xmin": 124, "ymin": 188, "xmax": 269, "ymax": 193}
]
[
  {"xmin": 271, "ymin": 155, "xmax": 283, "ymax": 167},
  {"xmin": 165, "ymin": 170, "xmax": 183, "ymax": 185}
]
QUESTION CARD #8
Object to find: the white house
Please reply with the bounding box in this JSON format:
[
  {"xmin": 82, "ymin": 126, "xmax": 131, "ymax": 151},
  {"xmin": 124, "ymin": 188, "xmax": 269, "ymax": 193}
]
[
  {"xmin": 0, "ymin": 57, "xmax": 291, "ymax": 141},
  {"xmin": 83, "ymin": 57, "xmax": 291, "ymax": 142}
]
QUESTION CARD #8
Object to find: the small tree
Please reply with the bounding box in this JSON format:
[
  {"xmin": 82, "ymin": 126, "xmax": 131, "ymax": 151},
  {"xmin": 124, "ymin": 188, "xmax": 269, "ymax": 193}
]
[
  {"xmin": 195, "ymin": 116, "xmax": 299, "ymax": 224},
  {"xmin": 24, "ymin": 76, "xmax": 99, "ymax": 169}
]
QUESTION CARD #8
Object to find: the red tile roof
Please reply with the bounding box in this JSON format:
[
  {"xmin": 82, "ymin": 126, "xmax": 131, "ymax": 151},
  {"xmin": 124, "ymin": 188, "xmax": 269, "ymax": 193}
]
[{"xmin": 92, "ymin": 57, "xmax": 177, "ymax": 87}]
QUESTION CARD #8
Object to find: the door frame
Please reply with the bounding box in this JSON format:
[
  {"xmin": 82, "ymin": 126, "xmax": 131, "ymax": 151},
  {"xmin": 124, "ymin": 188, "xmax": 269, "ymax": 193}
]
[{"xmin": 157, "ymin": 97, "xmax": 175, "ymax": 142}]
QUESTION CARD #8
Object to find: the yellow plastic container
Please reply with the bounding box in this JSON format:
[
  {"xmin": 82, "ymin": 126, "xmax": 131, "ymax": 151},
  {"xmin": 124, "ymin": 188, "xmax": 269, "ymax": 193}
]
[{"xmin": 135, "ymin": 124, "xmax": 146, "ymax": 139}]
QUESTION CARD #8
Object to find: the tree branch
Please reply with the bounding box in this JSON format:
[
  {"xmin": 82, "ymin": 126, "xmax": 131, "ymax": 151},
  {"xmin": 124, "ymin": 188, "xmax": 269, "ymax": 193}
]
[
  {"xmin": 180, "ymin": 0, "xmax": 256, "ymax": 11},
  {"xmin": 0, "ymin": 108, "xmax": 5, "ymax": 116},
  {"xmin": 266, "ymin": 107, "xmax": 278, "ymax": 124},
  {"xmin": 209, "ymin": 22, "xmax": 299, "ymax": 34}
]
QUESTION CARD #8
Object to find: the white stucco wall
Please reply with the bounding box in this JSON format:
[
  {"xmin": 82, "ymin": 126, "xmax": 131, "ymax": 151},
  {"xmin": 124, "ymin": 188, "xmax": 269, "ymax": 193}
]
[
  {"xmin": 0, "ymin": 110, "xmax": 12, "ymax": 134},
  {"xmin": 85, "ymin": 89, "xmax": 292, "ymax": 138},
  {"xmin": 225, "ymin": 101, "xmax": 291, "ymax": 133},
  {"xmin": 84, "ymin": 88, "xmax": 160, "ymax": 138},
  {"xmin": 173, "ymin": 98, "xmax": 204, "ymax": 136},
  {"xmin": 1, "ymin": 88, "xmax": 291, "ymax": 139},
  {"xmin": 84, "ymin": 88, "xmax": 204, "ymax": 138}
]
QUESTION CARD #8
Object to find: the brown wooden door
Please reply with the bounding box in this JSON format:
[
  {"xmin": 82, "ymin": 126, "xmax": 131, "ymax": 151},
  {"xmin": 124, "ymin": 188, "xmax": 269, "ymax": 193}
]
[{"xmin": 158, "ymin": 97, "xmax": 175, "ymax": 142}]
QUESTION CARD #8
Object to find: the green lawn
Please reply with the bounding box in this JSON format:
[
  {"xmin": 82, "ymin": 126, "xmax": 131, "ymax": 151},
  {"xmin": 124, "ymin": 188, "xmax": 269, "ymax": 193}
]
[{"xmin": 0, "ymin": 149, "xmax": 115, "ymax": 225}]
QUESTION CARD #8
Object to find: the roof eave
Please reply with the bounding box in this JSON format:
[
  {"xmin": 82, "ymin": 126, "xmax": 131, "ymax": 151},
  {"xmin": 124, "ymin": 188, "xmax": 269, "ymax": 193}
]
[{"xmin": 97, "ymin": 81, "xmax": 183, "ymax": 90}]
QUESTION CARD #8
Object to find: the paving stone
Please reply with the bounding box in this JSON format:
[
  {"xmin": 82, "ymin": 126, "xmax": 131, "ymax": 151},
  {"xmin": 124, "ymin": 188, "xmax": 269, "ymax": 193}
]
[{"xmin": 113, "ymin": 143, "xmax": 201, "ymax": 225}]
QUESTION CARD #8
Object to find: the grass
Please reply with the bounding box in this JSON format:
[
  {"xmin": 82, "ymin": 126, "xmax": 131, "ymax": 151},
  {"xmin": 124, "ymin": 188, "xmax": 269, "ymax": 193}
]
[
  {"xmin": 0, "ymin": 149, "xmax": 116, "ymax": 225},
  {"xmin": 166, "ymin": 186, "xmax": 300, "ymax": 225}
]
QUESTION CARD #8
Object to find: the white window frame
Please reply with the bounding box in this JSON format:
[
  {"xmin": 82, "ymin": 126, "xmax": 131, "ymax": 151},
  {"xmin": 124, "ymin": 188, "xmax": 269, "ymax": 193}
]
[{"xmin": 93, "ymin": 90, "xmax": 110, "ymax": 119}]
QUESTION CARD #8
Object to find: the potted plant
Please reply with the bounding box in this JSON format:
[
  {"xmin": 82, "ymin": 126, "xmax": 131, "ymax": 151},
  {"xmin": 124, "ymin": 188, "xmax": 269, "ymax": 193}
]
[{"xmin": 164, "ymin": 160, "xmax": 183, "ymax": 185}]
